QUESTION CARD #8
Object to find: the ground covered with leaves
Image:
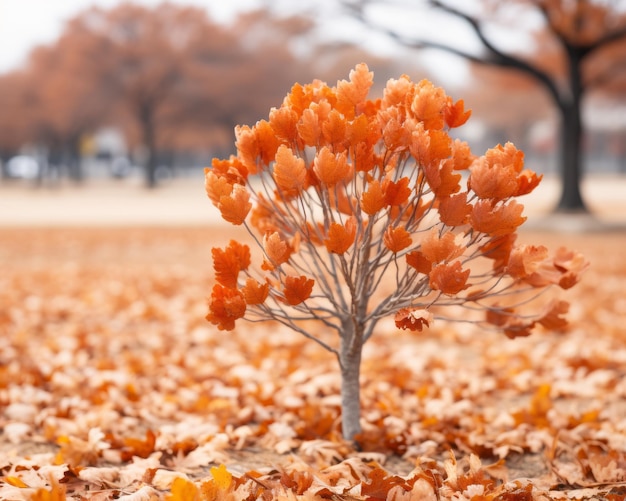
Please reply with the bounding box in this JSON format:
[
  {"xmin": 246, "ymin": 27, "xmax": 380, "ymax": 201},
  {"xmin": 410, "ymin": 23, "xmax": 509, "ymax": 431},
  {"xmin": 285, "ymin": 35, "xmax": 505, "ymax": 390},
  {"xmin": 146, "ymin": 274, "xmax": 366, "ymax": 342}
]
[{"xmin": 1, "ymin": 226, "xmax": 625, "ymax": 500}]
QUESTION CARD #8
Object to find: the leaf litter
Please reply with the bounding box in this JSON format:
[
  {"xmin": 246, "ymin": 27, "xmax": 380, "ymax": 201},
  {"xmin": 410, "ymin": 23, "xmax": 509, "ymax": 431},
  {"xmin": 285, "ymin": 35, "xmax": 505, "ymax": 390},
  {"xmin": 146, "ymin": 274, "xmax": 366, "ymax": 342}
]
[{"xmin": 1, "ymin": 227, "xmax": 625, "ymax": 500}]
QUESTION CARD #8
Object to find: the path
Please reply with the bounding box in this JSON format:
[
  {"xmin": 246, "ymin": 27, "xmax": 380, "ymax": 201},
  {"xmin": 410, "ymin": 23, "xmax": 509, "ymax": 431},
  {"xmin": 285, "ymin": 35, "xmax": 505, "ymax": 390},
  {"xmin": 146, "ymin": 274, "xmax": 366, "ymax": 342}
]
[{"xmin": 0, "ymin": 174, "xmax": 624, "ymax": 228}]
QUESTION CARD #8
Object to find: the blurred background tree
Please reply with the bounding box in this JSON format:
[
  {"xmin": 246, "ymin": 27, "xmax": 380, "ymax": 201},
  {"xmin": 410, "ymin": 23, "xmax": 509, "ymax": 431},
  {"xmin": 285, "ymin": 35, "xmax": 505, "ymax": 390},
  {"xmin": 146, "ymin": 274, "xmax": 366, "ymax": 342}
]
[
  {"xmin": 0, "ymin": 0, "xmax": 624, "ymax": 198},
  {"xmin": 349, "ymin": 0, "xmax": 626, "ymax": 213},
  {"xmin": 0, "ymin": 1, "xmax": 424, "ymax": 187}
]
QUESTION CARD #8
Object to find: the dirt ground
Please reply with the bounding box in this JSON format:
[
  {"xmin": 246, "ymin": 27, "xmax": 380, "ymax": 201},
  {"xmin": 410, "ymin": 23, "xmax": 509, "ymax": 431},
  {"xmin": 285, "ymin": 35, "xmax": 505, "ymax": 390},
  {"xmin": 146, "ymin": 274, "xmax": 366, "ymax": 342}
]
[
  {"xmin": 1, "ymin": 174, "xmax": 625, "ymax": 228},
  {"xmin": 1, "ymin": 178, "xmax": 626, "ymax": 500}
]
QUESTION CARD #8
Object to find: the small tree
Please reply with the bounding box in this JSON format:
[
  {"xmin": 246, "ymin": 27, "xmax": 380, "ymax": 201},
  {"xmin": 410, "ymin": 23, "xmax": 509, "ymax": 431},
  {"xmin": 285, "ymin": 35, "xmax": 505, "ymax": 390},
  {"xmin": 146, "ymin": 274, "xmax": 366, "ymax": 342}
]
[{"xmin": 205, "ymin": 64, "xmax": 587, "ymax": 441}]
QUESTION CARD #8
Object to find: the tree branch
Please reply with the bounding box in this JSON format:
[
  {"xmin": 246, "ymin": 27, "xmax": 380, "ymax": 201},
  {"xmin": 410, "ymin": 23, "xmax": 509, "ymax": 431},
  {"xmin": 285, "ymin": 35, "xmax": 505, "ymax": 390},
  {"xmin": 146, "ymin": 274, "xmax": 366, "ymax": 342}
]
[
  {"xmin": 346, "ymin": 0, "xmax": 563, "ymax": 106},
  {"xmin": 427, "ymin": 0, "xmax": 562, "ymax": 105}
]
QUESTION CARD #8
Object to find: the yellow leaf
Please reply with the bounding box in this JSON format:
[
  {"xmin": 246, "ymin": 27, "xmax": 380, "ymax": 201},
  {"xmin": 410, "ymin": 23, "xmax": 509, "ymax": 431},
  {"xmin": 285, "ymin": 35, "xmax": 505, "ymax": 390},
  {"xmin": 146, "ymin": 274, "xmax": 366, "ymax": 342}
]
[
  {"xmin": 5, "ymin": 476, "xmax": 29, "ymax": 488},
  {"xmin": 210, "ymin": 464, "xmax": 232, "ymax": 490},
  {"xmin": 167, "ymin": 477, "xmax": 199, "ymax": 501}
]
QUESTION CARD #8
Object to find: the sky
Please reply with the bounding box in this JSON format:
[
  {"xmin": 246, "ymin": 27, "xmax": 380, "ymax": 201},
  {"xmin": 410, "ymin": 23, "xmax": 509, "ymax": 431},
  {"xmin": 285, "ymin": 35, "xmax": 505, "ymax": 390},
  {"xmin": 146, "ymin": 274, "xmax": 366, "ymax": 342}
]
[
  {"xmin": 0, "ymin": 0, "xmax": 482, "ymax": 87},
  {"xmin": 0, "ymin": 0, "xmax": 262, "ymax": 74}
]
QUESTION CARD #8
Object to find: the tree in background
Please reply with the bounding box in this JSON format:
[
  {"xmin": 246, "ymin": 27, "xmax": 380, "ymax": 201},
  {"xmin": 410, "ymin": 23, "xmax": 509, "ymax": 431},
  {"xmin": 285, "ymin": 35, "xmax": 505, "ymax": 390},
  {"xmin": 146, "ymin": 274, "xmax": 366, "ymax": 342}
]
[
  {"xmin": 348, "ymin": 0, "xmax": 626, "ymax": 213},
  {"xmin": 70, "ymin": 3, "xmax": 259, "ymax": 188},
  {"xmin": 0, "ymin": 4, "xmax": 317, "ymax": 187},
  {"xmin": 0, "ymin": 71, "xmax": 33, "ymax": 164},
  {"xmin": 205, "ymin": 64, "xmax": 587, "ymax": 440},
  {"xmin": 0, "ymin": 19, "xmax": 116, "ymax": 182}
]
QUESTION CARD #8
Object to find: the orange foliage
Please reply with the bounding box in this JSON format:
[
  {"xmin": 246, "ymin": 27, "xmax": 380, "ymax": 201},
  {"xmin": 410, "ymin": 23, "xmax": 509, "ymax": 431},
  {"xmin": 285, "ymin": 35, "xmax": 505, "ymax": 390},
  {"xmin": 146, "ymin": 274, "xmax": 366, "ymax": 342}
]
[
  {"xmin": 324, "ymin": 219, "xmax": 357, "ymax": 255},
  {"xmin": 206, "ymin": 285, "xmax": 246, "ymax": 331},
  {"xmin": 205, "ymin": 62, "xmax": 586, "ymax": 345},
  {"xmin": 283, "ymin": 276, "xmax": 315, "ymax": 305},
  {"xmin": 383, "ymin": 226, "xmax": 413, "ymax": 253}
]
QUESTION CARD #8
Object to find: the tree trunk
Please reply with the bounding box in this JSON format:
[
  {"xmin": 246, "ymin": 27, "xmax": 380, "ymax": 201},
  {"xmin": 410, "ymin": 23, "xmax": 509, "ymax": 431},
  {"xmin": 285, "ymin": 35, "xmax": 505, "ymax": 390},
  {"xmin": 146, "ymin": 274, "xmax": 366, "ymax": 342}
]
[
  {"xmin": 66, "ymin": 136, "xmax": 83, "ymax": 183},
  {"xmin": 555, "ymin": 46, "xmax": 587, "ymax": 213},
  {"xmin": 556, "ymin": 101, "xmax": 586, "ymax": 212},
  {"xmin": 339, "ymin": 329, "xmax": 363, "ymax": 441},
  {"xmin": 140, "ymin": 103, "xmax": 158, "ymax": 189}
]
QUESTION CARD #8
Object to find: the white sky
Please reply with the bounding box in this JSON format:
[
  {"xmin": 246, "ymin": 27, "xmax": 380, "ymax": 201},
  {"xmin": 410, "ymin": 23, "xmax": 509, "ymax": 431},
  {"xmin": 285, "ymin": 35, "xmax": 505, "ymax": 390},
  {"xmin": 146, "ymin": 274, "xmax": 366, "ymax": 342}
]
[
  {"xmin": 0, "ymin": 0, "xmax": 262, "ymax": 74},
  {"xmin": 0, "ymin": 0, "xmax": 480, "ymax": 85}
]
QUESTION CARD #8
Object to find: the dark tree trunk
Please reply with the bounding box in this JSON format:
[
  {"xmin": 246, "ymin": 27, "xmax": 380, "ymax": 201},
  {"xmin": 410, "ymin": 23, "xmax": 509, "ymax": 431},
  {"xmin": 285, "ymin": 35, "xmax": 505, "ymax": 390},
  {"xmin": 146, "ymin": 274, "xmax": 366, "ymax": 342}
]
[
  {"xmin": 556, "ymin": 100, "xmax": 586, "ymax": 212},
  {"xmin": 555, "ymin": 45, "xmax": 587, "ymax": 213},
  {"xmin": 140, "ymin": 104, "xmax": 158, "ymax": 189},
  {"xmin": 66, "ymin": 136, "xmax": 84, "ymax": 183}
]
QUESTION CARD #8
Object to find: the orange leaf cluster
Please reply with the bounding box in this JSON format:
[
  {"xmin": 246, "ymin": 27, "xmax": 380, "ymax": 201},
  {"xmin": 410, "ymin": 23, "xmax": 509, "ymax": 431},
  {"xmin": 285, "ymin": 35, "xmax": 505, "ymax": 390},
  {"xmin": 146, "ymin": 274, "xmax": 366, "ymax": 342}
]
[{"xmin": 205, "ymin": 62, "xmax": 586, "ymax": 339}]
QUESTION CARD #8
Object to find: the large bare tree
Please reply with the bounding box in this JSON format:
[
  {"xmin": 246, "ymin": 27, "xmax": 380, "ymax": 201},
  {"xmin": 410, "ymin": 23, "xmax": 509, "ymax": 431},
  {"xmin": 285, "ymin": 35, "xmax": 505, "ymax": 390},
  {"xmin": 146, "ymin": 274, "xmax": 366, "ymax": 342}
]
[{"xmin": 348, "ymin": 0, "xmax": 626, "ymax": 213}]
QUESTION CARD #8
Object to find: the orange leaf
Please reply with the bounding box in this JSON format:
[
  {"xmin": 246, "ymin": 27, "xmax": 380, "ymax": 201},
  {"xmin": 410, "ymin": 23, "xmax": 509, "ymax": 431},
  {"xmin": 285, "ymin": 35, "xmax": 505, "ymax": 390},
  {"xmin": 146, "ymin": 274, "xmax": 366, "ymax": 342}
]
[
  {"xmin": 480, "ymin": 233, "xmax": 517, "ymax": 272},
  {"xmin": 314, "ymin": 147, "xmax": 351, "ymax": 186},
  {"xmin": 538, "ymin": 300, "xmax": 569, "ymax": 330},
  {"xmin": 336, "ymin": 62, "xmax": 373, "ymax": 117},
  {"xmin": 422, "ymin": 158, "xmax": 461, "ymax": 198},
  {"xmin": 324, "ymin": 217, "xmax": 357, "ymax": 254},
  {"xmin": 255, "ymin": 119, "xmax": 281, "ymax": 166},
  {"xmin": 383, "ymin": 177, "xmax": 411, "ymax": 207},
  {"xmin": 235, "ymin": 124, "xmax": 259, "ymax": 174},
  {"xmin": 421, "ymin": 229, "xmax": 463, "ymax": 264},
  {"xmin": 382, "ymin": 74, "xmax": 413, "ymax": 108},
  {"xmin": 322, "ymin": 109, "xmax": 348, "ymax": 148},
  {"xmin": 516, "ymin": 169, "xmax": 543, "ymax": 196},
  {"xmin": 353, "ymin": 142, "xmax": 378, "ymax": 173},
  {"xmin": 361, "ymin": 467, "xmax": 406, "ymax": 499},
  {"xmin": 273, "ymin": 145, "xmax": 307, "ymax": 193},
  {"xmin": 438, "ymin": 193, "xmax": 472, "ymax": 226},
  {"xmin": 218, "ymin": 184, "xmax": 251, "ymax": 225},
  {"xmin": 429, "ymin": 261, "xmax": 470, "ymax": 295},
  {"xmin": 507, "ymin": 245, "xmax": 550, "ymax": 281},
  {"xmin": 285, "ymin": 82, "xmax": 310, "ymax": 115},
  {"xmin": 395, "ymin": 308, "xmax": 432, "ymax": 331},
  {"xmin": 206, "ymin": 285, "xmax": 246, "ymax": 331},
  {"xmin": 428, "ymin": 129, "xmax": 453, "ymax": 164},
  {"xmin": 204, "ymin": 171, "xmax": 233, "ymax": 206},
  {"xmin": 269, "ymin": 105, "xmax": 299, "ymax": 144},
  {"xmin": 469, "ymin": 156, "xmax": 519, "ymax": 200},
  {"xmin": 471, "ymin": 199, "xmax": 526, "ymax": 236},
  {"xmin": 485, "ymin": 142, "xmax": 524, "ymax": 173},
  {"xmin": 406, "ymin": 250, "xmax": 432, "ymax": 274},
  {"xmin": 360, "ymin": 179, "xmax": 385, "ymax": 215},
  {"xmin": 283, "ymin": 275, "xmax": 314, "ymax": 305},
  {"xmin": 297, "ymin": 104, "xmax": 323, "ymax": 147},
  {"xmin": 122, "ymin": 430, "xmax": 156, "ymax": 460},
  {"xmin": 381, "ymin": 108, "xmax": 412, "ymax": 150},
  {"xmin": 410, "ymin": 79, "xmax": 447, "ymax": 130},
  {"xmin": 347, "ymin": 113, "xmax": 373, "ymax": 149},
  {"xmin": 212, "ymin": 241, "xmax": 250, "ymax": 288},
  {"xmin": 241, "ymin": 278, "xmax": 270, "ymax": 305},
  {"xmin": 486, "ymin": 305, "xmax": 534, "ymax": 338},
  {"xmin": 383, "ymin": 226, "xmax": 412, "ymax": 253},
  {"xmin": 444, "ymin": 97, "xmax": 472, "ymax": 128},
  {"xmin": 451, "ymin": 139, "xmax": 474, "ymax": 170},
  {"xmin": 263, "ymin": 232, "xmax": 292, "ymax": 267},
  {"xmin": 553, "ymin": 247, "xmax": 589, "ymax": 289}
]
